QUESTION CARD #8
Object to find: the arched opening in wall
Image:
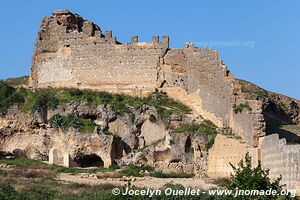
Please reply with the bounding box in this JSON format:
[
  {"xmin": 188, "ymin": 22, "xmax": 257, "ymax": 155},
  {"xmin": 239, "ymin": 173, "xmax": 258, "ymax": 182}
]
[
  {"xmin": 74, "ymin": 154, "xmax": 104, "ymax": 168},
  {"xmin": 184, "ymin": 136, "xmax": 192, "ymax": 153},
  {"xmin": 51, "ymin": 149, "xmax": 64, "ymax": 165}
]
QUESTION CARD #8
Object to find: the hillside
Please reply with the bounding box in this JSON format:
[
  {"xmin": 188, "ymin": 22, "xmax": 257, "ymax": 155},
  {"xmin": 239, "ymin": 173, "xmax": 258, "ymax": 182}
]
[
  {"xmin": 238, "ymin": 79, "xmax": 300, "ymax": 142},
  {"xmin": 0, "ymin": 76, "xmax": 299, "ymax": 198}
]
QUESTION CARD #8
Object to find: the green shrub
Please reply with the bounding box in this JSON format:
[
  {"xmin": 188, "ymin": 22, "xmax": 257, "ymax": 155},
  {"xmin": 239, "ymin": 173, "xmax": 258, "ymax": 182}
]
[
  {"xmin": 49, "ymin": 114, "xmax": 64, "ymax": 128},
  {"xmin": 5, "ymin": 76, "xmax": 29, "ymax": 87},
  {"xmin": 128, "ymin": 113, "xmax": 135, "ymax": 123},
  {"xmin": 175, "ymin": 120, "xmax": 217, "ymax": 135},
  {"xmin": 228, "ymin": 153, "xmax": 294, "ymax": 199},
  {"xmin": 107, "ymin": 164, "xmax": 120, "ymax": 171},
  {"xmin": 238, "ymin": 79, "xmax": 269, "ymax": 100},
  {"xmin": 186, "ymin": 147, "xmax": 194, "ymax": 154},
  {"xmin": 0, "ymin": 81, "xmax": 24, "ymax": 112},
  {"xmin": 150, "ymin": 92, "xmax": 190, "ymax": 113},
  {"xmin": 49, "ymin": 114, "xmax": 95, "ymax": 133},
  {"xmin": 67, "ymin": 88, "xmax": 83, "ymax": 96},
  {"xmin": 233, "ymin": 102, "xmax": 252, "ymax": 114},
  {"xmin": 148, "ymin": 92, "xmax": 190, "ymax": 120},
  {"xmin": 205, "ymin": 132, "xmax": 217, "ymax": 150},
  {"xmin": 79, "ymin": 118, "xmax": 96, "ymax": 133},
  {"xmin": 156, "ymin": 107, "xmax": 173, "ymax": 119},
  {"xmin": 0, "ymin": 183, "xmax": 18, "ymax": 200},
  {"xmin": 19, "ymin": 185, "xmax": 57, "ymax": 200},
  {"xmin": 175, "ymin": 120, "xmax": 217, "ymax": 150},
  {"xmin": 149, "ymin": 114, "xmax": 157, "ymax": 123},
  {"xmin": 0, "ymin": 169, "xmax": 7, "ymax": 176},
  {"xmin": 28, "ymin": 90, "xmax": 59, "ymax": 112},
  {"xmin": 0, "ymin": 84, "xmax": 191, "ymax": 123},
  {"xmin": 65, "ymin": 114, "xmax": 81, "ymax": 128},
  {"xmin": 0, "ymin": 157, "xmax": 48, "ymax": 169},
  {"xmin": 120, "ymin": 164, "xmax": 154, "ymax": 177},
  {"xmin": 102, "ymin": 130, "xmax": 113, "ymax": 136},
  {"xmin": 150, "ymin": 171, "xmax": 194, "ymax": 178},
  {"xmin": 169, "ymin": 139, "xmax": 175, "ymax": 145}
]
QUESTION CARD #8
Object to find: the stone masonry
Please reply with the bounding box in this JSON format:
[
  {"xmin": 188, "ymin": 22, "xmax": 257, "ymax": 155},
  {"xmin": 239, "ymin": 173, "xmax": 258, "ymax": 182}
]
[
  {"xmin": 30, "ymin": 10, "xmax": 169, "ymax": 95},
  {"xmin": 30, "ymin": 10, "xmax": 266, "ymax": 148}
]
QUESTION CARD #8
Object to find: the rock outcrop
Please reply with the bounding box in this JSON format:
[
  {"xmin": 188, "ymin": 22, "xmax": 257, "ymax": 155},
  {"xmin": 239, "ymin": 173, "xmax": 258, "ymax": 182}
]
[{"xmin": 0, "ymin": 93, "xmax": 215, "ymax": 177}]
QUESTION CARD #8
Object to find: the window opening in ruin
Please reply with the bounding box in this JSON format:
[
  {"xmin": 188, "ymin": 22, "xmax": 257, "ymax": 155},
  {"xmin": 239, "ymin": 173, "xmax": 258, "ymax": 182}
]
[{"xmin": 74, "ymin": 154, "xmax": 104, "ymax": 168}]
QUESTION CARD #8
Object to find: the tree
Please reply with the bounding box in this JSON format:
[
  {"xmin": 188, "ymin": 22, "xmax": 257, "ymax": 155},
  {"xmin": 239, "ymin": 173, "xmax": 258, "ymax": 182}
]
[{"xmin": 228, "ymin": 153, "xmax": 294, "ymax": 200}]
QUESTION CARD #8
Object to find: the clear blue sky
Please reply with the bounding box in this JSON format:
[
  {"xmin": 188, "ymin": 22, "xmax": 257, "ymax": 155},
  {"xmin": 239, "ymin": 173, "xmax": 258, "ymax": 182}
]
[{"xmin": 0, "ymin": 0, "xmax": 299, "ymax": 99}]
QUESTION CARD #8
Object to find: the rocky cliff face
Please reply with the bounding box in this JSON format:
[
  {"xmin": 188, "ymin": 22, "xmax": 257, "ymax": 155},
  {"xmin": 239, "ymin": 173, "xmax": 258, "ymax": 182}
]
[
  {"xmin": 237, "ymin": 79, "xmax": 300, "ymax": 142},
  {"xmin": 0, "ymin": 84, "xmax": 217, "ymax": 176}
]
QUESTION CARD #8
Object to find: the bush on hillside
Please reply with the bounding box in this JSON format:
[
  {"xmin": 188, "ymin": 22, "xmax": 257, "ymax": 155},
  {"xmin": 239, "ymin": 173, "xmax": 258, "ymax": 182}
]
[
  {"xmin": 228, "ymin": 153, "xmax": 295, "ymax": 199},
  {"xmin": 49, "ymin": 114, "xmax": 95, "ymax": 133},
  {"xmin": 0, "ymin": 81, "xmax": 24, "ymax": 113}
]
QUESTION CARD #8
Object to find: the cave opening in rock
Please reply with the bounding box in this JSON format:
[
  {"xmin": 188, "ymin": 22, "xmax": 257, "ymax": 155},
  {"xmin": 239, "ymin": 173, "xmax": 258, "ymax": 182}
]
[
  {"xmin": 184, "ymin": 136, "xmax": 192, "ymax": 153},
  {"xmin": 74, "ymin": 154, "xmax": 104, "ymax": 168}
]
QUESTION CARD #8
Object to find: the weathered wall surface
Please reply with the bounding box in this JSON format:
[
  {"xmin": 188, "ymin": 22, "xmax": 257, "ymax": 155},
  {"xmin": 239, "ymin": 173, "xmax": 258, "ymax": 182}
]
[
  {"xmin": 229, "ymin": 100, "xmax": 266, "ymax": 146},
  {"xmin": 161, "ymin": 45, "xmax": 232, "ymax": 127},
  {"xmin": 161, "ymin": 45, "xmax": 266, "ymax": 146},
  {"xmin": 259, "ymin": 134, "xmax": 300, "ymax": 192},
  {"xmin": 208, "ymin": 133, "xmax": 300, "ymax": 193},
  {"xmin": 207, "ymin": 134, "xmax": 250, "ymax": 178},
  {"xmin": 30, "ymin": 10, "xmax": 168, "ymax": 95}
]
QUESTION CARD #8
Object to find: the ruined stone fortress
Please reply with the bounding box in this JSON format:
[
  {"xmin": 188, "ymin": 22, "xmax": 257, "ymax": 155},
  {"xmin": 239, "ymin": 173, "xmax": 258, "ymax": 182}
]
[{"xmin": 29, "ymin": 10, "xmax": 300, "ymax": 192}]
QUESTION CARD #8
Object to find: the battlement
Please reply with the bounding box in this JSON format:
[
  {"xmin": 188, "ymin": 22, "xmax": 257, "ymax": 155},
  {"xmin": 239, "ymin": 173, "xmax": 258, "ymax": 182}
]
[
  {"xmin": 130, "ymin": 35, "xmax": 169, "ymax": 47},
  {"xmin": 37, "ymin": 10, "xmax": 170, "ymax": 48}
]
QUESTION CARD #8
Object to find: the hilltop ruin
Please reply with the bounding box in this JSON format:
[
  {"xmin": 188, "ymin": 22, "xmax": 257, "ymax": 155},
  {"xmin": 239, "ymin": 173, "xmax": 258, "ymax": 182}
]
[{"xmin": 24, "ymin": 10, "xmax": 300, "ymax": 192}]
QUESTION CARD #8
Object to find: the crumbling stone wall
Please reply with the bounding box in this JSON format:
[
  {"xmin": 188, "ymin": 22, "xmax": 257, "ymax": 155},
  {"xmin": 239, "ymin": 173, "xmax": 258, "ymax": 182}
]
[
  {"xmin": 207, "ymin": 134, "xmax": 250, "ymax": 178},
  {"xmin": 259, "ymin": 134, "xmax": 300, "ymax": 193},
  {"xmin": 161, "ymin": 44, "xmax": 232, "ymax": 128},
  {"xmin": 30, "ymin": 10, "xmax": 169, "ymax": 95},
  {"xmin": 208, "ymin": 133, "xmax": 300, "ymax": 193},
  {"xmin": 229, "ymin": 100, "xmax": 266, "ymax": 146},
  {"xmin": 160, "ymin": 45, "xmax": 266, "ymax": 146}
]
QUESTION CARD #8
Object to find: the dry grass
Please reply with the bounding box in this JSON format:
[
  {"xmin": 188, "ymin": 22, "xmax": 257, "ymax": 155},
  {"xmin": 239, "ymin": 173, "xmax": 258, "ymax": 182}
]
[
  {"xmin": 96, "ymin": 171, "xmax": 123, "ymax": 179},
  {"xmin": 8, "ymin": 168, "xmax": 56, "ymax": 179}
]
